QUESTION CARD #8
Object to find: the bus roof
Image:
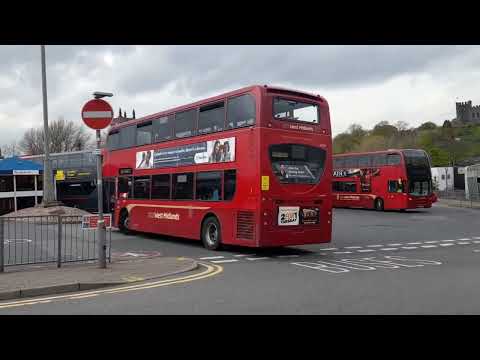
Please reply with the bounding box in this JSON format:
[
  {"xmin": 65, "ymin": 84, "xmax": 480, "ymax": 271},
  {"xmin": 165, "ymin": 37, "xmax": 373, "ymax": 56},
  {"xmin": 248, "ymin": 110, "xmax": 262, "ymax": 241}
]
[
  {"xmin": 333, "ymin": 149, "xmax": 423, "ymax": 157},
  {"xmin": 109, "ymin": 84, "xmax": 326, "ymax": 132}
]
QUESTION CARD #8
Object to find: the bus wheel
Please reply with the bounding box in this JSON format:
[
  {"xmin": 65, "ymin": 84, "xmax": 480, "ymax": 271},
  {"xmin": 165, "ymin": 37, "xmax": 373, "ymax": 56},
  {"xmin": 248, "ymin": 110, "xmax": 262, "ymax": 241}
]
[
  {"xmin": 119, "ymin": 210, "xmax": 131, "ymax": 235},
  {"xmin": 201, "ymin": 216, "xmax": 222, "ymax": 250},
  {"xmin": 374, "ymin": 198, "xmax": 384, "ymax": 211}
]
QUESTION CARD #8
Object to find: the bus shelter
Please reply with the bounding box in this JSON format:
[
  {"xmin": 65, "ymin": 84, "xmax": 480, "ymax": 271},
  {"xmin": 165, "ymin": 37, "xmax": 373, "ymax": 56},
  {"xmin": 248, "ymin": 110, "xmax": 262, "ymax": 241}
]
[{"xmin": 0, "ymin": 157, "xmax": 43, "ymax": 215}]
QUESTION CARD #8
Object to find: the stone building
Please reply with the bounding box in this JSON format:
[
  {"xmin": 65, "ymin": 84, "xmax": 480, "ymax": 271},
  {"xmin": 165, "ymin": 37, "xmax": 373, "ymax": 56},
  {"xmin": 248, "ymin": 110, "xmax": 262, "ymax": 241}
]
[{"xmin": 455, "ymin": 100, "xmax": 480, "ymax": 124}]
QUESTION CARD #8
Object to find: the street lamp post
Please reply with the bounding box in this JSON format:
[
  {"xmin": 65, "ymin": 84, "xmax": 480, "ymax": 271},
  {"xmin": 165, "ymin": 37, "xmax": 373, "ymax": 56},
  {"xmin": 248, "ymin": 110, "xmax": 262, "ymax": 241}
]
[{"xmin": 40, "ymin": 45, "xmax": 55, "ymax": 206}]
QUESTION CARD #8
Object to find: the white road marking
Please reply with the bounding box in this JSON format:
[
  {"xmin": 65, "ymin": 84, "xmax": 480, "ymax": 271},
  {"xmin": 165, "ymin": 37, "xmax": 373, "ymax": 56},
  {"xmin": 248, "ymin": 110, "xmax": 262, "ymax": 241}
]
[
  {"xmin": 69, "ymin": 294, "xmax": 99, "ymax": 300},
  {"xmin": 457, "ymin": 238, "xmax": 471, "ymax": 241},
  {"xmin": 439, "ymin": 243, "xmax": 455, "ymax": 247},
  {"xmin": 457, "ymin": 242, "xmax": 471, "ymax": 245},
  {"xmin": 321, "ymin": 248, "xmax": 338, "ymax": 251},
  {"xmin": 276, "ymin": 255, "xmax": 301, "ymax": 258},
  {"xmin": 233, "ymin": 254, "xmax": 249, "ymax": 257},
  {"xmin": 246, "ymin": 257, "xmax": 270, "ymax": 261},
  {"xmin": 424, "ymin": 241, "xmax": 439, "ymax": 244},
  {"xmin": 402, "ymin": 246, "xmax": 418, "ymax": 250},
  {"xmin": 421, "ymin": 245, "xmax": 437, "ymax": 248},
  {"xmin": 441, "ymin": 240, "xmax": 456, "ymax": 242},
  {"xmin": 367, "ymin": 245, "xmax": 383, "ymax": 248},
  {"xmin": 344, "ymin": 246, "xmax": 363, "ymax": 249},
  {"xmin": 199, "ymin": 256, "xmax": 225, "ymax": 260},
  {"xmin": 473, "ymin": 237, "xmax": 480, "ymax": 240},
  {"xmin": 387, "ymin": 243, "xmax": 402, "ymax": 246},
  {"xmin": 473, "ymin": 241, "xmax": 480, "ymax": 244},
  {"xmin": 407, "ymin": 242, "xmax": 422, "ymax": 245},
  {"xmin": 474, "ymin": 250, "xmax": 480, "ymax": 252},
  {"xmin": 380, "ymin": 248, "xmax": 398, "ymax": 251},
  {"xmin": 333, "ymin": 251, "xmax": 352, "ymax": 254},
  {"xmin": 357, "ymin": 249, "xmax": 376, "ymax": 252},
  {"xmin": 211, "ymin": 259, "xmax": 239, "ymax": 264}
]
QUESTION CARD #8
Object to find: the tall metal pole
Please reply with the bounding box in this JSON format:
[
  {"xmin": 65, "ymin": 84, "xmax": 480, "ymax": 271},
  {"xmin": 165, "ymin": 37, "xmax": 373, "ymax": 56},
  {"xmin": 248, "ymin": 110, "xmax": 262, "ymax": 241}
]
[
  {"xmin": 40, "ymin": 45, "xmax": 54, "ymax": 205},
  {"xmin": 96, "ymin": 130, "xmax": 106, "ymax": 268}
]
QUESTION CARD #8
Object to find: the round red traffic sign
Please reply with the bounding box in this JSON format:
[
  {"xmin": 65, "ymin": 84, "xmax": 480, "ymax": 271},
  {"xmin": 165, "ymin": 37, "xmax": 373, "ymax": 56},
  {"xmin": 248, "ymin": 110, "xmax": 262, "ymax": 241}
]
[{"xmin": 81, "ymin": 99, "xmax": 113, "ymax": 130}]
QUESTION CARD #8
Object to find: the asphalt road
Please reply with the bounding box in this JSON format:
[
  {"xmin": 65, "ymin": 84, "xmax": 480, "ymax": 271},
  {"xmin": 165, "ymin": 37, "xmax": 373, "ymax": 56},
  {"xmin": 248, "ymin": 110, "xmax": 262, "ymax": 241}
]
[{"xmin": 2, "ymin": 203, "xmax": 480, "ymax": 314}]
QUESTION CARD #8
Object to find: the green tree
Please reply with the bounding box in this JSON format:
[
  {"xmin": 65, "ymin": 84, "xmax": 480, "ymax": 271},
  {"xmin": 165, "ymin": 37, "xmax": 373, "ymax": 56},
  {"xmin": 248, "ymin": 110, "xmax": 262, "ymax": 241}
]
[
  {"xmin": 418, "ymin": 121, "xmax": 437, "ymax": 130},
  {"xmin": 372, "ymin": 121, "xmax": 398, "ymax": 138}
]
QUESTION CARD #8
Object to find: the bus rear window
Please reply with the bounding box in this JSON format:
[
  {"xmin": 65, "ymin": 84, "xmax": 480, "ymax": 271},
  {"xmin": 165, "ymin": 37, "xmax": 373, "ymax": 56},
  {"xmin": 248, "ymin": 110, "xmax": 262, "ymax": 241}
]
[
  {"xmin": 269, "ymin": 144, "xmax": 326, "ymax": 184},
  {"xmin": 273, "ymin": 97, "xmax": 319, "ymax": 124}
]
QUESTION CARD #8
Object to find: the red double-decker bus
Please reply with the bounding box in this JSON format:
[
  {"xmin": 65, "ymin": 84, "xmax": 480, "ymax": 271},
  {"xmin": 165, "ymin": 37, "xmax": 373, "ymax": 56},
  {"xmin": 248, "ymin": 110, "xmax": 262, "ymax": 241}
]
[
  {"xmin": 332, "ymin": 149, "xmax": 437, "ymax": 211},
  {"xmin": 102, "ymin": 85, "xmax": 333, "ymax": 249}
]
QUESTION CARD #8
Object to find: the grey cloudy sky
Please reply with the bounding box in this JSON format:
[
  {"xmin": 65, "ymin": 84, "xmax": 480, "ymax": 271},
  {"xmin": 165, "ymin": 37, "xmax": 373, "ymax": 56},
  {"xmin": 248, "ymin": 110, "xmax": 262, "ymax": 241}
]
[{"xmin": 1, "ymin": 45, "xmax": 480, "ymax": 147}]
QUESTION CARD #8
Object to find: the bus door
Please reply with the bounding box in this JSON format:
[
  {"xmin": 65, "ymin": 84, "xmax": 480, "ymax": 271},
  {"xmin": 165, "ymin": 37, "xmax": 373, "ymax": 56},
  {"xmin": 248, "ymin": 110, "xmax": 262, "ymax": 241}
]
[
  {"xmin": 386, "ymin": 178, "xmax": 405, "ymax": 207},
  {"xmin": 104, "ymin": 177, "xmax": 116, "ymax": 213}
]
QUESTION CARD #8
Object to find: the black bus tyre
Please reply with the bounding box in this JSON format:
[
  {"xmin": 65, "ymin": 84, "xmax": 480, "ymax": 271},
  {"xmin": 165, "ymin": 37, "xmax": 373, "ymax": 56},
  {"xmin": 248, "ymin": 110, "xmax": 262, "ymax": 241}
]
[
  {"xmin": 201, "ymin": 216, "xmax": 222, "ymax": 250},
  {"xmin": 119, "ymin": 210, "xmax": 131, "ymax": 234},
  {"xmin": 374, "ymin": 198, "xmax": 384, "ymax": 211}
]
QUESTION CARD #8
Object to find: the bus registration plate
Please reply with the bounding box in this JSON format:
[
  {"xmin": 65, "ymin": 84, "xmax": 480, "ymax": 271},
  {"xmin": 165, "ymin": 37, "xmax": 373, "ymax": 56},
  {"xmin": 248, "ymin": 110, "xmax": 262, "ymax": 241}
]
[{"xmin": 278, "ymin": 206, "xmax": 300, "ymax": 226}]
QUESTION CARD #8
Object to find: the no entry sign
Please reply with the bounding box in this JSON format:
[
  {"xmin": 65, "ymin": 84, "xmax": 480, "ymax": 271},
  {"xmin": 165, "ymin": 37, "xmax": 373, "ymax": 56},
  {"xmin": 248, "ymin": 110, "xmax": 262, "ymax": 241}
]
[{"xmin": 81, "ymin": 99, "xmax": 113, "ymax": 130}]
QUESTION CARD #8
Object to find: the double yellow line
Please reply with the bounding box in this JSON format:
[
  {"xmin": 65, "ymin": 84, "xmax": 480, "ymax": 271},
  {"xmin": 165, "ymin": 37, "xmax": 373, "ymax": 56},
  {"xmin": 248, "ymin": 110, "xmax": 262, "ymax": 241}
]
[{"xmin": 0, "ymin": 262, "xmax": 223, "ymax": 310}]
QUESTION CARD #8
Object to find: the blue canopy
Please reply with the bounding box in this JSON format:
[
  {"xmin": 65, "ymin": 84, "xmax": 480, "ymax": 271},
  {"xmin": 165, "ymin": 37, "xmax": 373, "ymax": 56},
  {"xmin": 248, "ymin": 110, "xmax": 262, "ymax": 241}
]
[{"xmin": 0, "ymin": 156, "xmax": 43, "ymax": 175}]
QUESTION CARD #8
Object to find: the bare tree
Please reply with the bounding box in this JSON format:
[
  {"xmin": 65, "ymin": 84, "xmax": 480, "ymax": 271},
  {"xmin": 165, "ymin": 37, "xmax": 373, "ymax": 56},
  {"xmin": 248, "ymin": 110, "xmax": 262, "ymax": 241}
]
[
  {"xmin": 19, "ymin": 117, "xmax": 92, "ymax": 155},
  {"xmin": 394, "ymin": 120, "xmax": 410, "ymax": 132},
  {"xmin": 1, "ymin": 141, "xmax": 20, "ymax": 157}
]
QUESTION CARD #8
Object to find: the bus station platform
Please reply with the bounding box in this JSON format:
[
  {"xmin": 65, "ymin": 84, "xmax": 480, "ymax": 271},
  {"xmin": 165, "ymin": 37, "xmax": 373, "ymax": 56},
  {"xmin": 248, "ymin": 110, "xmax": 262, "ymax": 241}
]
[{"xmin": 0, "ymin": 254, "xmax": 198, "ymax": 301}]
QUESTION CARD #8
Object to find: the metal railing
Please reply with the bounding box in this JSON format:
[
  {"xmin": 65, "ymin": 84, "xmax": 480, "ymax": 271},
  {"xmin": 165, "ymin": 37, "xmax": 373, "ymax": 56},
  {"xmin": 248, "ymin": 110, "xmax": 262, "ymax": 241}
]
[
  {"xmin": 0, "ymin": 215, "xmax": 112, "ymax": 272},
  {"xmin": 436, "ymin": 189, "xmax": 480, "ymax": 208}
]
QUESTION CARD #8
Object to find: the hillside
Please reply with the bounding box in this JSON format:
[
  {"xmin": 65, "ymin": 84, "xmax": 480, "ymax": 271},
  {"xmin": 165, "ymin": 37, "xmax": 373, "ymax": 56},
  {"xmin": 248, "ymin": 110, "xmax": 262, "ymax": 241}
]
[{"xmin": 333, "ymin": 120, "xmax": 480, "ymax": 167}]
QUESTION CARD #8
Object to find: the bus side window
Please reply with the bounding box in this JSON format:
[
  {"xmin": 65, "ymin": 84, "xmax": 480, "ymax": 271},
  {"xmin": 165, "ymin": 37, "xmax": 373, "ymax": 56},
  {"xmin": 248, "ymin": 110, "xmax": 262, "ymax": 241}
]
[
  {"xmin": 227, "ymin": 94, "xmax": 256, "ymax": 129},
  {"xmin": 387, "ymin": 154, "xmax": 401, "ymax": 165},
  {"xmin": 136, "ymin": 122, "xmax": 152, "ymax": 146},
  {"xmin": 172, "ymin": 173, "xmax": 194, "ymax": 200},
  {"xmin": 133, "ymin": 176, "xmax": 151, "ymax": 199},
  {"xmin": 333, "ymin": 158, "xmax": 345, "ymax": 168},
  {"xmin": 151, "ymin": 174, "xmax": 171, "ymax": 199},
  {"xmin": 198, "ymin": 102, "xmax": 225, "ymax": 135},
  {"xmin": 153, "ymin": 116, "xmax": 173, "ymax": 142},
  {"xmin": 175, "ymin": 110, "xmax": 197, "ymax": 139},
  {"xmin": 373, "ymin": 154, "xmax": 386, "ymax": 167},
  {"xmin": 107, "ymin": 131, "xmax": 120, "ymax": 150},
  {"xmin": 224, "ymin": 170, "xmax": 236, "ymax": 200},
  {"xmin": 196, "ymin": 171, "xmax": 222, "ymax": 201},
  {"xmin": 358, "ymin": 155, "xmax": 370, "ymax": 167},
  {"xmin": 119, "ymin": 125, "xmax": 136, "ymax": 149},
  {"xmin": 345, "ymin": 156, "xmax": 357, "ymax": 168}
]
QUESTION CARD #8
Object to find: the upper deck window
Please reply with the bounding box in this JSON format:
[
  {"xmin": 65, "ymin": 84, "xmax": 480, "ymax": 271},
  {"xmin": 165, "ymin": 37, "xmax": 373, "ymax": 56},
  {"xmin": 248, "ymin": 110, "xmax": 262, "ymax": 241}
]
[
  {"xmin": 372, "ymin": 154, "xmax": 387, "ymax": 167},
  {"xmin": 136, "ymin": 122, "xmax": 152, "ymax": 146},
  {"xmin": 198, "ymin": 102, "xmax": 225, "ymax": 135},
  {"xmin": 333, "ymin": 158, "xmax": 345, "ymax": 168},
  {"xmin": 227, "ymin": 94, "xmax": 255, "ymax": 129},
  {"xmin": 107, "ymin": 130, "xmax": 120, "ymax": 151},
  {"xmin": 387, "ymin": 153, "xmax": 401, "ymax": 165},
  {"xmin": 273, "ymin": 97, "xmax": 319, "ymax": 124},
  {"xmin": 119, "ymin": 125, "xmax": 136, "ymax": 149},
  {"xmin": 175, "ymin": 109, "xmax": 197, "ymax": 138},
  {"xmin": 153, "ymin": 115, "xmax": 174, "ymax": 143}
]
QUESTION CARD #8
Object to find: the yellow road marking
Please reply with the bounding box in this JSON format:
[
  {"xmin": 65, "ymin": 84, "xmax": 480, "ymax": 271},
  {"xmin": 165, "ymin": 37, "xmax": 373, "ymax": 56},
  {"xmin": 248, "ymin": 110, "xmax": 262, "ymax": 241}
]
[{"xmin": 0, "ymin": 263, "xmax": 222, "ymax": 310}]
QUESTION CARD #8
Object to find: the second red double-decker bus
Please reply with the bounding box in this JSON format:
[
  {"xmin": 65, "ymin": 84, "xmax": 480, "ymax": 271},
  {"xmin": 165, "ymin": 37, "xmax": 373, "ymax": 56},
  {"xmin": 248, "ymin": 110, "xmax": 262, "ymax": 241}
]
[
  {"xmin": 332, "ymin": 149, "xmax": 436, "ymax": 211},
  {"xmin": 103, "ymin": 85, "xmax": 333, "ymax": 249}
]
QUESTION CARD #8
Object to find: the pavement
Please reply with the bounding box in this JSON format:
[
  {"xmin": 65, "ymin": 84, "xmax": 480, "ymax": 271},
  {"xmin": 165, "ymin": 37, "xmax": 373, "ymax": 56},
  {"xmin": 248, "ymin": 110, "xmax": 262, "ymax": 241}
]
[
  {"xmin": 0, "ymin": 255, "xmax": 198, "ymax": 301},
  {"xmin": 437, "ymin": 198, "xmax": 480, "ymax": 209}
]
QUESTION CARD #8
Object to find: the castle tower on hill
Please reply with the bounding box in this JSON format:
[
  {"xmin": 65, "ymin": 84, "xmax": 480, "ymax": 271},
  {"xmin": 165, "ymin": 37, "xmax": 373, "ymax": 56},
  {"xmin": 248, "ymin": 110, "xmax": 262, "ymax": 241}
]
[{"xmin": 456, "ymin": 100, "xmax": 480, "ymax": 124}]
